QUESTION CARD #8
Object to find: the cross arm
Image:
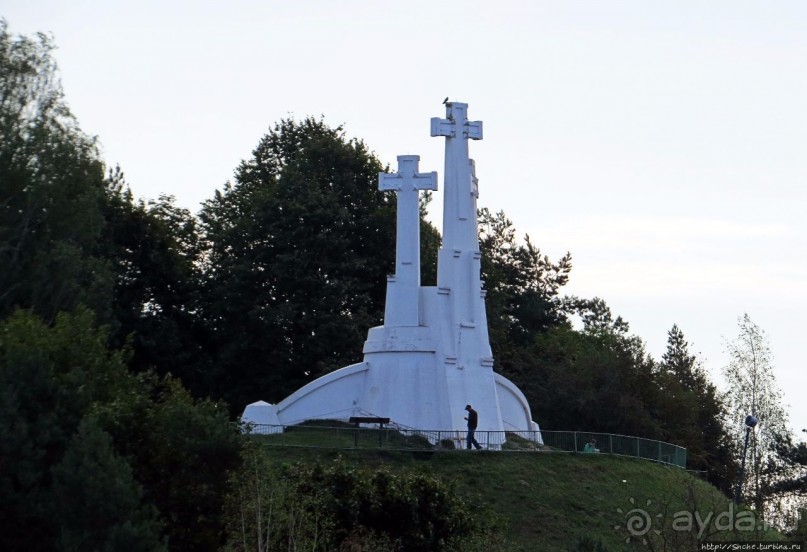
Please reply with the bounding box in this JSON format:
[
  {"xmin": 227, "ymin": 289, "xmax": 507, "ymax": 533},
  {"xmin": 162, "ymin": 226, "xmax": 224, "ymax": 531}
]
[
  {"xmin": 378, "ymin": 155, "xmax": 438, "ymax": 191},
  {"xmin": 430, "ymin": 117, "xmax": 483, "ymax": 140}
]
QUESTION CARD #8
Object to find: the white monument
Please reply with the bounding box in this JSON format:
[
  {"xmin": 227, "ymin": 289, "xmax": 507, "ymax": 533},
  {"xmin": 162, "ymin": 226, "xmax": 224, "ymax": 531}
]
[{"xmin": 242, "ymin": 102, "xmax": 541, "ymax": 443}]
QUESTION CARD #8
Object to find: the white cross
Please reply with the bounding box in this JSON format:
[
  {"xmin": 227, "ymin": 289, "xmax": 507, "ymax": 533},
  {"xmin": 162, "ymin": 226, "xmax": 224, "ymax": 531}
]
[
  {"xmin": 430, "ymin": 101, "xmax": 482, "ymax": 253},
  {"xmin": 378, "ymin": 155, "xmax": 437, "ymax": 326},
  {"xmin": 379, "ymin": 156, "xmax": 438, "ymax": 194},
  {"xmin": 430, "ymin": 105, "xmax": 483, "ymax": 140}
]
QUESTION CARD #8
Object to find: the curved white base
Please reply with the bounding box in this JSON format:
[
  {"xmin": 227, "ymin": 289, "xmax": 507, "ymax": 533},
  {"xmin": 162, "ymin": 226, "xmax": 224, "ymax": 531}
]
[{"xmin": 242, "ymin": 356, "xmax": 542, "ymax": 445}]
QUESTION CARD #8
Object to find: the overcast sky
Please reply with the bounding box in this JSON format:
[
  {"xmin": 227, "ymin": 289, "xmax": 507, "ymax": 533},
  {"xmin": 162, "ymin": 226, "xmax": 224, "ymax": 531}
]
[{"xmin": 5, "ymin": 1, "xmax": 806, "ymax": 434}]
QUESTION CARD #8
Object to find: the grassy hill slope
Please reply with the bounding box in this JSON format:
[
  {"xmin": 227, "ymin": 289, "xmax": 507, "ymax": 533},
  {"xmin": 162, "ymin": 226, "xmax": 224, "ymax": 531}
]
[{"xmin": 256, "ymin": 443, "xmax": 786, "ymax": 551}]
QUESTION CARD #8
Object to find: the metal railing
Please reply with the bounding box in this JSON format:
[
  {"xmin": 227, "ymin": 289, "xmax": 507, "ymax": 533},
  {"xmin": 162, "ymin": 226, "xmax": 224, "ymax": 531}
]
[
  {"xmin": 243, "ymin": 422, "xmax": 687, "ymax": 468},
  {"xmin": 539, "ymin": 430, "xmax": 687, "ymax": 467}
]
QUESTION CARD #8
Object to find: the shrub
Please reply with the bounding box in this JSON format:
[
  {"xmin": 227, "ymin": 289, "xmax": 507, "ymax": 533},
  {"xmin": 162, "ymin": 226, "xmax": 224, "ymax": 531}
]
[{"xmin": 224, "ymin": 449, "xmax": 504, "ymax": 551}]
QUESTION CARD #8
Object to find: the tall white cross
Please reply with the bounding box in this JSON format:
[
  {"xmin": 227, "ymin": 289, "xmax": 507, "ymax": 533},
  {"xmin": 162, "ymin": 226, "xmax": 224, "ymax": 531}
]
[
  {"xmin": 378, "ymin": 155, "xmax": 437, "ymax": 326},
  {"xmin": 430, "ymin": 102, "xmax": 483, "ymax": 252}
]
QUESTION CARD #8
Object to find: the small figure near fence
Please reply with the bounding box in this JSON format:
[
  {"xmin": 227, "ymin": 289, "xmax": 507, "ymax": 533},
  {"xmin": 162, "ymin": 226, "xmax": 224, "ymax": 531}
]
[
  {"xmin": 464, "ymin": 404, "xmax": 482, "ymax": 450},
  {"xmin": 584, "ymin": 438, "xmax": 599, "ymax": 453}
]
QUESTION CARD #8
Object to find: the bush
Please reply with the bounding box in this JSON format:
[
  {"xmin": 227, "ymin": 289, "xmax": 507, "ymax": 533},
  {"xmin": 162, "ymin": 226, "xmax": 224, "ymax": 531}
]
[{"xmin": 224, "ymin": 448, "xmax": 504, "ymax": 551}]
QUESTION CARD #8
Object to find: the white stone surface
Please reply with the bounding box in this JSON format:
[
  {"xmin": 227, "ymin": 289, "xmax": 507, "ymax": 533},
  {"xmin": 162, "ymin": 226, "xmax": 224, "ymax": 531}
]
[
  {"xmin": 242, "ymin": 102, "xmax": 542, "ymax": 444},
  {"xmin": 379, "ymin": 156, "xmax": 437, "ymax": 327}
]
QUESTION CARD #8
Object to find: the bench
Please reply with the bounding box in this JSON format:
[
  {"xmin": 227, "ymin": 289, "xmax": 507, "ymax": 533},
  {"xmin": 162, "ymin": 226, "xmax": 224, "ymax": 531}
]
[
  {"xmin": 347, "ymin": 417, "xmax": 390, "ymax": 447},
  {"xmin": 348, "ymin": 416, "xmax": 390, "ymax": 427}
]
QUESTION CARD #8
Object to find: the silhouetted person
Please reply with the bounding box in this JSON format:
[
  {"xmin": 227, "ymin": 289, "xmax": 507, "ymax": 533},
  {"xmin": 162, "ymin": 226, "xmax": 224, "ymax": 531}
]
[{"xmin": 464, "ymin": 404, "xmax": 482, "ymax": 450}]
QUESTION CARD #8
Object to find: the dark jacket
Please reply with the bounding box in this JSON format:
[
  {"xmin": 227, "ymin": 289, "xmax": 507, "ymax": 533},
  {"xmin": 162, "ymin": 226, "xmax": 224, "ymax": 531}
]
[{"xmin": 466, "ymin": 408, "xmax": 478, "ymax": 430}]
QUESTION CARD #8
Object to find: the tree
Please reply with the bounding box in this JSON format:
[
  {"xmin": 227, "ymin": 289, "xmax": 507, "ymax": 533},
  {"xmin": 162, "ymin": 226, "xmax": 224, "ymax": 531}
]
[
  {"xmin": 723, "ymin": 313, "xmax": 791, "ymax": 518},
  {"xmin": 527, "ymin": 319, "xmax": 663, "ymax": 438},
  {"xmin": 1, "ymin": 22, "xmax": 211, "ymax": 400},
  {"xmin": 0, "ymin": 309, "xmax": 164, "ymax": 550},
  {"xmin": 50, "ymin": 419, "xmax": 164, "ymax": 552},
  {"xmin": 657, "ymin": 324, "xmax": 737, "ymax": 495},
  {"xmin": 0, "ymin": 306, "xmax": 242, "ymax": 551},
  {"xmin": 100, "ymin": 170, "xmax": 211, "ymax": 395},
  {"xmin": 93, "ymin": 375, "xmax": 242, "ymax": 551},
  {"xmin": 479, "ymin": 208, "xmax": 572, "ymax": 338},
  {"xmin": 478, "ymin": 208, "xmax": 572, "ymax": 388},
  {"xmin": 200, "ymin": 117, "xmax": 434, "ymax": 410},
  {"xmin": 565, "ymin": 296, "xmax": 631, "ymax": 336},
  {"xmin": 774, "ymin": 437, "xmax": 807, "ymax": 497},
  {"xmin": 0, "ymin": 20, "xmax": 112, "ymax": 323},
  {"xmin": 770, "ymin": 434, "xmax": 807, "ymax": 532},
  {"xmin": 0, "ymin": 22, "xmax": 242, "ymax": 550}
]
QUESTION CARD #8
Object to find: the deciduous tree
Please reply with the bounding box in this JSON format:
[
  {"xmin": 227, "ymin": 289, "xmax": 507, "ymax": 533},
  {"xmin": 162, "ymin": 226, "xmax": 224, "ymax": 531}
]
[
  {"xmin": 0, "ymin": 20, "xmax": 112, "ymax": 323},
  {"xmin": 100, "ymin": 171, "xmax": 211, "ymax": 394},
  {"xmin": 200, "ymin": 118, "xmax": 438, "ymax": 410},
  {"xmin": 723, "ymin": 314, "xmax": 791, "ymax": 518}
]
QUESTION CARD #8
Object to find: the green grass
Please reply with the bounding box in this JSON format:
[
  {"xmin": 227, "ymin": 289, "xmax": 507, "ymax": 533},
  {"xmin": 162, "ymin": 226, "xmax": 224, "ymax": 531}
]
[{"xmin": 253, "ymin": 440, "xmax": 788, "ymax": 551}]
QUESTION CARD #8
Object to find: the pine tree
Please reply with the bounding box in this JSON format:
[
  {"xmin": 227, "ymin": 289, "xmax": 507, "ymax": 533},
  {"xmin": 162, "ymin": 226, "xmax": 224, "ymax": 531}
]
[{"xmin": 659, "ymin": 324, "xmax": 737, "ymax": 494}]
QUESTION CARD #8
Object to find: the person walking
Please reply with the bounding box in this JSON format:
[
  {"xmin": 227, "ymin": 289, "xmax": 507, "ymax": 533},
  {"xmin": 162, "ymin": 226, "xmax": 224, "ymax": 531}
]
[{"xmin": 464, "ymin": 404, "xmax": 482, "ymax": 450}]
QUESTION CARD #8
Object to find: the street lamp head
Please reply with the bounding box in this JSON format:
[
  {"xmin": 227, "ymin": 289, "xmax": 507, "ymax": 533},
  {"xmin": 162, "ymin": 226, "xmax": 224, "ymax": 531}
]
[{"xmin": 745, "ymin": 415, "xmax": 759, "ymax": 428}]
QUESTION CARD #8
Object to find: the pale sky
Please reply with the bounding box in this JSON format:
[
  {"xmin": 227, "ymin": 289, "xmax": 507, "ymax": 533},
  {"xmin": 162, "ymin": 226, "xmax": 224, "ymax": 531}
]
[{"xmin": 4, "ymin": 1, "xmax": 806, "ymax": 435}]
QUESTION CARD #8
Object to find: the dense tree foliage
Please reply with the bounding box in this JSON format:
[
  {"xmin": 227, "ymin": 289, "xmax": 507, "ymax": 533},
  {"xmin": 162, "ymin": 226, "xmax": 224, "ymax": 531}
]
[
  {"xmin": 0, "ymin": 22, "xmax": 240, "ymax": 550},
  {"xmin": 199, "ymin": 117, "xmax": 440, "ymax": 409},
  {"xmin": 0, "ymin": 21, "xmax": 112, "ymax": 323},
  {"xmin": 93, "ymin": 374, "xmax": 242, "ymax": 550},
  {"xmin": 100, "ymin": 172, "xmax": 211, "ymax": 393},
  {"xmin": 0, "ymin": 309, "xmax": 242, "ymax": 551},
  {"xmin": 771, "ymin": 435, "xmax": 807, "ymax": 534},
  {"xmin": 773, "ymin": 438, "xmax": 807, "ymax": 498},
  {"xmin": 0, "ymin": 309, "xmax": 166, "ymax": 550},
  {"xmin": 523, "ymin": 313, "xmax": 664, "ymax": 438},
  {"xmin": 0, "ymin": 20, "xmax": 206, "ymax": 385}
]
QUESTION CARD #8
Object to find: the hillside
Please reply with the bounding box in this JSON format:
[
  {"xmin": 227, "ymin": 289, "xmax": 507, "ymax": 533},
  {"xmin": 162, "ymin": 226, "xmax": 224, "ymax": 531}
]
[{"xmin": 256, "ymin": 444, "xmax": 786, "ymax": 551}]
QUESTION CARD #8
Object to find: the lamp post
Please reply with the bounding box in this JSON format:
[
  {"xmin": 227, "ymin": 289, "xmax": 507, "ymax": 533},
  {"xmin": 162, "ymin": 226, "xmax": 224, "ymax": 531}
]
[{"xmin": 734, "ymin": 414, "xmax": 759, "ymax": 504}]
